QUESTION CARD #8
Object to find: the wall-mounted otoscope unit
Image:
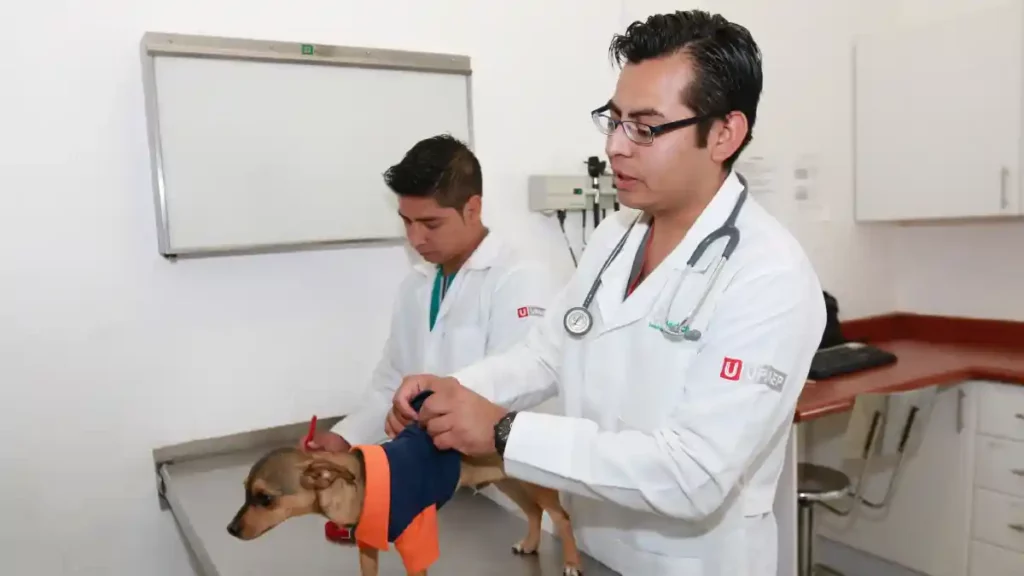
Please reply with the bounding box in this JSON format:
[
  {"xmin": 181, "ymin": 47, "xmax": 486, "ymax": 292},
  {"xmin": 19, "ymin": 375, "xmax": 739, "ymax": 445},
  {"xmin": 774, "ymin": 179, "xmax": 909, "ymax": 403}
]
[{"xmin": 527, "ymin": 155, "xmax": 623, "ymax": 267}]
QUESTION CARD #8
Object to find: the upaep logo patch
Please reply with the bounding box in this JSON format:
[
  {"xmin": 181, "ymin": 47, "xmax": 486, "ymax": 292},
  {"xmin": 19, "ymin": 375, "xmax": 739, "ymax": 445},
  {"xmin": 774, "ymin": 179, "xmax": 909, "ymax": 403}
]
[
  {"xmin": 517, "ymin": 306, "xmax": 545, "ymax": 318},
  {"xmin": 719, "ymin": 357, "xmax": 788, "ymax": 392}
]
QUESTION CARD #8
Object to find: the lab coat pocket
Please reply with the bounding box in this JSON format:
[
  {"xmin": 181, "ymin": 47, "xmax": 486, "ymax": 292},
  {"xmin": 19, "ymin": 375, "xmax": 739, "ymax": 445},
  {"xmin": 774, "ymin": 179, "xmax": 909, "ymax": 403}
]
[{"xmin": 441, "ymin": 326, "xmax": 486, "ymax": 375}]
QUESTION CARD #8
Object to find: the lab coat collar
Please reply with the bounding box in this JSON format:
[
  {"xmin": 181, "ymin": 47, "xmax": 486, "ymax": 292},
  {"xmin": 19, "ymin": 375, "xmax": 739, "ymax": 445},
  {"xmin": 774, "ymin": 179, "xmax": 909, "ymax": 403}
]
[
  {"xmin": 410, "ymin": 230, "xmax": 502, "ymax": 331},
  {"xmin": 664, "ymin": 169, "xmax": 745, "ymax": 272},
  {"xmin": 594, "ymin": 170, "xmax": 745, "ymax": 335},
  {"xmin": 412, "ymin": 229, "xmax": 501, "ymax": 276}
]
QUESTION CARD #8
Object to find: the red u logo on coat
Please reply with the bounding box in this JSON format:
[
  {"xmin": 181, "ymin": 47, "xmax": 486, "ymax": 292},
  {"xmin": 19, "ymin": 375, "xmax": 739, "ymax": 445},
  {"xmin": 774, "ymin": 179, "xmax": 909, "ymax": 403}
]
[{"xmin": 720, "ymin": 357, "xmax": 743, "ymax": 381}]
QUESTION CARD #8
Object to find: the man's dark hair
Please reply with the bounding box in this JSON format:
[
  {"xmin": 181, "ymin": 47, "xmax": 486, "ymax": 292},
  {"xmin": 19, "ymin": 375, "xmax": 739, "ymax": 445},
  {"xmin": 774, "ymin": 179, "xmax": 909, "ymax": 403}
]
[
  {"xmin": 608, "ymin": 10, "xmax": 763, "ymax": 168},
  {"xmin": 382, "ymin": 134, "xmax": 482, "ymax": 210}
]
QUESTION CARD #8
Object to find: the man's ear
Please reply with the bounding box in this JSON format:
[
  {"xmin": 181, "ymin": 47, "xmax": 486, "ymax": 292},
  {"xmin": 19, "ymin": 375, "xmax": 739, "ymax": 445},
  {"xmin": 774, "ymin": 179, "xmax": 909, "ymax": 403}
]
[
  {"xmin": 462, "ymin": 195, "xmax": 481, "ymax": 222},
  {"xmin": 299, "ymin": 459, "xmax": 357, "ymax": 491},
  {"xmin": 709, "ymin": 110, "xmax": 749, "ymax": 164}
]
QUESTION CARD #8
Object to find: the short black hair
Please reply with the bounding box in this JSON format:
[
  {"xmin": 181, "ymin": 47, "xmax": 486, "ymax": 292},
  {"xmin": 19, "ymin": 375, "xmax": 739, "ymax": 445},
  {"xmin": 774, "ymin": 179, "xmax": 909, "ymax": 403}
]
[
  {"xmin": 609, "ymin": 10, "xmax": 763, "ymax": 168},
  {"xmin": 382, "ymin": 134, "xmax": 482, "ymax": 210}
]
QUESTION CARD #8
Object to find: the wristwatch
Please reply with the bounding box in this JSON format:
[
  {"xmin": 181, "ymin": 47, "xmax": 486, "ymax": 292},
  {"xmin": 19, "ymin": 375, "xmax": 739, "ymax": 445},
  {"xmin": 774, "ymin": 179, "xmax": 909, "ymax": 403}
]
[{"xmin": 493, "ymin": 411, "xmax": 518, "ymax": 457}]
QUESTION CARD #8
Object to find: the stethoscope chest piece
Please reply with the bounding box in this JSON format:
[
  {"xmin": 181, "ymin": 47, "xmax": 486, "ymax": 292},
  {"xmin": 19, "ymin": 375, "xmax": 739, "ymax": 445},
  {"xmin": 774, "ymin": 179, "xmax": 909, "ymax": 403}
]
[{"xmin": 563, "ymin": 306, "xmax": 594, "ymax": 337}]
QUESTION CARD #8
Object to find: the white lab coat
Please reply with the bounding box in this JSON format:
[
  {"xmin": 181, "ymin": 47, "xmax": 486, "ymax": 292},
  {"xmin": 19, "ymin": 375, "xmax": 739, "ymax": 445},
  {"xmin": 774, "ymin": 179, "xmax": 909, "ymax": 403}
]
[
  {"xmin": 452, "ymin": 171, "xmax": 827, "ymax": 576},
  {"xmin": 332, "ymin": 232, "xmax": 557, "ymax": 447}
]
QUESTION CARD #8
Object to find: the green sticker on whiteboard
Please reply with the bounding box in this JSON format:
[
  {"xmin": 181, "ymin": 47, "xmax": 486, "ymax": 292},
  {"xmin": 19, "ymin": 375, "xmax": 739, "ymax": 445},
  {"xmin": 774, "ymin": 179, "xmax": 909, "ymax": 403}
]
[{"xmin": 301, "ymin": 44, "xmax": 315, "ymax": 55}]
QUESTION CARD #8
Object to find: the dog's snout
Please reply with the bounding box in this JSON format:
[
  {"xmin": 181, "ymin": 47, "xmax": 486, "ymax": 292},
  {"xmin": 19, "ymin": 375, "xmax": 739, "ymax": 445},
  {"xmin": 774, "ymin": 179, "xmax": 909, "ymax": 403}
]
[{"xmin": 227, "ymin": 519, "xmax": 242, "ymax": 538}]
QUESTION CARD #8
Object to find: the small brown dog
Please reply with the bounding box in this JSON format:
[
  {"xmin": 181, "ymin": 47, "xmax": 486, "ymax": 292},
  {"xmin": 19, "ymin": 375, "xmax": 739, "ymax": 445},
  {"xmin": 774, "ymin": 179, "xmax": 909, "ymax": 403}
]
[{"xmin": 227, "ymin": 443, "xmax": 583, "ymax": 575}]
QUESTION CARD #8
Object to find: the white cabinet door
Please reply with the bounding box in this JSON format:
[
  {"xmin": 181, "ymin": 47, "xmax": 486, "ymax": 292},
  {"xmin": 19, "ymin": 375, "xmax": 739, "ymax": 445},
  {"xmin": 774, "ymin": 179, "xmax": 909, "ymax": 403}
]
[
  {"xmin": 854, "ymin": 2, "xmax": 1023, "ymax": 222},
  {"xmin": 810, "ymin": 383, "xmax": 973, "ymax": 576}
]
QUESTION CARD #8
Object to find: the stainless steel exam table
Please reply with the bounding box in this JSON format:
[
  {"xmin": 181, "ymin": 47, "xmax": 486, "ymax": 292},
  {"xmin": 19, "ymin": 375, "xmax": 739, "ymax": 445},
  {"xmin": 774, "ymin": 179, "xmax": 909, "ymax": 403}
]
[{"xmin": 156, "ymin": 419, "xmax": 619, "ymax": 576}]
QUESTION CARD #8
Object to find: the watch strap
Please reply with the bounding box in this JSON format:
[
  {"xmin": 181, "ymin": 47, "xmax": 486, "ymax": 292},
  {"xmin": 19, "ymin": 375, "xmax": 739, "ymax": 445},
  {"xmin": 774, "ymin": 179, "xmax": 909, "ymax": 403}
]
[{"xmin": 493, "ymin": 410, "xmax": 518, "ymax": 457}]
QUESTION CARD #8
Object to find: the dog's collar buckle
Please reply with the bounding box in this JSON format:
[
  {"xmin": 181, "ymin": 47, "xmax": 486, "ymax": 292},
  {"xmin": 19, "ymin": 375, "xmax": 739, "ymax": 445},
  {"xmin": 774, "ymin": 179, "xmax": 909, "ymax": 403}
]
[{"xmin": 324, "ymin": 520, "xmax": 357, "ymax": 544}]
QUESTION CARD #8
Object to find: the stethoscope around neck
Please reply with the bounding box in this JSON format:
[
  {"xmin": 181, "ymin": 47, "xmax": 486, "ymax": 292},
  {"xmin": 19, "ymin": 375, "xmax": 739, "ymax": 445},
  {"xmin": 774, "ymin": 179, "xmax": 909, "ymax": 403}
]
[{"xmin": 562, "ymin": 174, "xmax": 749, "ymax": 340}]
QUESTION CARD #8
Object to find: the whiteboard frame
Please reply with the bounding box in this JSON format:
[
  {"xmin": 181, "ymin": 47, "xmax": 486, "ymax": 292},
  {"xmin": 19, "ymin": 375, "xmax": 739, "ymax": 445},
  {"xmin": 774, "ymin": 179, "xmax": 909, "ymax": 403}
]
[{"xmin": 138, "ymin": 31, "xmax": 475, "ymax": 259}]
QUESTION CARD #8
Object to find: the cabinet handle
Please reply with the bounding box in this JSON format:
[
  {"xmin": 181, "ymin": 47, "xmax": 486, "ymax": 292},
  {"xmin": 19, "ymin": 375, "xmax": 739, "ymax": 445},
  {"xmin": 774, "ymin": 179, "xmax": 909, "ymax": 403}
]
[
  {"xmin": 1001, "ymin": 166, "xmax": 1010, "ymax": 209},
  {"xmin": 956, "ymin": 389, "xmax": 965, "ymax": 433},
  {"xmin": 1010, "ymin": 523, "xmax": 1024, "ymax": 533}
]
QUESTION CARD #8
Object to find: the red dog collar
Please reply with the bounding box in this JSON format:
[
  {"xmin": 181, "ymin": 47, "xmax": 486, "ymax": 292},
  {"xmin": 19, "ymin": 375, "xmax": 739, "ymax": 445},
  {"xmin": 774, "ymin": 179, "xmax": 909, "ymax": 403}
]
[{"xmin": 325, "ymin": 521, "xmax": 356, "ymax": 544}]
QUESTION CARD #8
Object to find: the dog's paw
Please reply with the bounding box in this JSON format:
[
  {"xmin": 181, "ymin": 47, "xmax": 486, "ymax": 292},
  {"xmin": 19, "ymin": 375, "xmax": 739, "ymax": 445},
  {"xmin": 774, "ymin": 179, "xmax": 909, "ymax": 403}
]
[
  {"xmin": 511, "ymin": 541, "xmax": 538, "ymax": 555},
  {"xmin": 562, "ymin": 565, "xmax": 583, "ymax": 576}
]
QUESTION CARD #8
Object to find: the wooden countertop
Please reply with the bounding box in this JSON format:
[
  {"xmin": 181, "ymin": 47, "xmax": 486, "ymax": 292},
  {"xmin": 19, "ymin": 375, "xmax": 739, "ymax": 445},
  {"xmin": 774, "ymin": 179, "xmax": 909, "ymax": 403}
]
[{"xmin": 794, "ymin": 313, "xmax": 1024, "ymax": 422}]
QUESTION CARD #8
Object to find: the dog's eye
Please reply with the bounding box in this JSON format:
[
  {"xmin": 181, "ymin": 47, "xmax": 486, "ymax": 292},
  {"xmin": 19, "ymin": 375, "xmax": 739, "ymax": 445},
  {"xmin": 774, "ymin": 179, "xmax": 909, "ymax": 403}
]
[{"xmin": 253, "ymin": 493, "xmax": 274, "ymax": 507}]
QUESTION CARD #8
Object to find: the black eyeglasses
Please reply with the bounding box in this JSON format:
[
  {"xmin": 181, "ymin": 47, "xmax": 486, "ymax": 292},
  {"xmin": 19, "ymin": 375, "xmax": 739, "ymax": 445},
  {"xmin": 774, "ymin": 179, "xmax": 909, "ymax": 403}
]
[{"xmin": 591, "ymin": 104, "xmax": 712, "ymax": 145}]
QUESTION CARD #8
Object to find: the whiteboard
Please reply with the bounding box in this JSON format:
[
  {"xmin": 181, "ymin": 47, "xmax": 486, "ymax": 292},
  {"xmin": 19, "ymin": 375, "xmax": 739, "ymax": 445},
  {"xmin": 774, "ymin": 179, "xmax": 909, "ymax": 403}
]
[{"xmin": 139, "ymin": 32, "xmax": 474, "ymax": 258}]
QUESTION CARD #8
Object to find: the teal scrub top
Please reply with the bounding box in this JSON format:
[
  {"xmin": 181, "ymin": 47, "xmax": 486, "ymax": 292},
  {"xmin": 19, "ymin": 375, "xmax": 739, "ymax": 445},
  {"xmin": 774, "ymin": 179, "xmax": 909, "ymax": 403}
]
[{"xmin": 428, "ymin": 266, "xmax": 457, "ymax": 331}]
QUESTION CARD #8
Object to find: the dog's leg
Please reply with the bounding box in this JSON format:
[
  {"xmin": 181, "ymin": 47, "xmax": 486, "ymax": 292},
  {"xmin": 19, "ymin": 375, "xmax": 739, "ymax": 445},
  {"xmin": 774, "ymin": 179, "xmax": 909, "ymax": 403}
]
[
  {"xmin": 358, "ymin": 545, "xmax": 379, "ymax": 576},
  {"xmin": 531, "ymin": 485, "xmax": 583, "ymax": 576},
  {"xmin": 495, "ymin": 479, "xmax": 543, "ymax": 555}
]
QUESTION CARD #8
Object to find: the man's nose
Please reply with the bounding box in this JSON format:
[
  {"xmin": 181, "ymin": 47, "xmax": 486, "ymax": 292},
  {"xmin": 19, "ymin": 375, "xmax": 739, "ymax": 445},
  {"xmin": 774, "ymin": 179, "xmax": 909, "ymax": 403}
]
[
  {"xmin": 406, "ymin": 224, "xmax": 427, "ymax": 247},
  {"xmin": 605, "ymin": 125, "xmax": 632, "ymax": 158}
]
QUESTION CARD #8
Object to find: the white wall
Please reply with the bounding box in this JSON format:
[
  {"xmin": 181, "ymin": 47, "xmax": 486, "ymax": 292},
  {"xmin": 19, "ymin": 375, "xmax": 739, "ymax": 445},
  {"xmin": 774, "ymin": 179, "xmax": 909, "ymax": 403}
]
[
  {"xmin": 889, "ymin": 221, "xmax": 1024, "ymax": 320},
  {"xmin": 0, "ymin": 1, "xmax": 621, "ymax": 574},
  {"xmin": 8, "ymin": 0, "xmax": 1009, "ymax": 573}
]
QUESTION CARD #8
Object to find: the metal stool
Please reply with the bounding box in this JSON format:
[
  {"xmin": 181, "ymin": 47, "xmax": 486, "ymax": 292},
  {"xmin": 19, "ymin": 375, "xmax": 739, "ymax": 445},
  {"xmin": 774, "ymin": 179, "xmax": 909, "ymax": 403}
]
[
  {"xmin": 797, "ymin": 463, "xmax": 850, "ymax": 576},
  {"xmin": 796, "ymin": 386, "xmax": 940, "ymax": 576}
]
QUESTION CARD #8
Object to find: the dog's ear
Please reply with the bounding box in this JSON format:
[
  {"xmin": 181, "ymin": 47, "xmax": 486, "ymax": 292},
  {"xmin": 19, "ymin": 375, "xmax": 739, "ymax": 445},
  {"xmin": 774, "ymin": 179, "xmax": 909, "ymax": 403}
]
[{"xmin": 299, "ymin": 458, "xmax": 357, "ymax": 491}]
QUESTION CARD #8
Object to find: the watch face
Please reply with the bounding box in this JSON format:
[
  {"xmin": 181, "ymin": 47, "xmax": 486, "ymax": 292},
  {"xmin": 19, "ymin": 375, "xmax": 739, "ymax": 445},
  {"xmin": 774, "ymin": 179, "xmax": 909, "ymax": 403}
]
[{"xmin": 495, "ymin": 412, "xmax": 516, "ymax": 454}]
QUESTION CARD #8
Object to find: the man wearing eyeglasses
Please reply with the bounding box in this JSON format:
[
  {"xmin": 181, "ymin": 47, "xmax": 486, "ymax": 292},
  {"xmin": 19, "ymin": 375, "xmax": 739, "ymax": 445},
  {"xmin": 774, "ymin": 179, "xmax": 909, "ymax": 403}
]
[{"xmin": 387, "ymin": 11, "xmax": 826, "ymax": 576}]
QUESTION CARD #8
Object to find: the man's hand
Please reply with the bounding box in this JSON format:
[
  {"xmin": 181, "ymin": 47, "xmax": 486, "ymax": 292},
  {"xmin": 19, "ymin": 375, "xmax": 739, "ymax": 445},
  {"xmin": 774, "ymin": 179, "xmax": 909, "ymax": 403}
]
[
  {"xmin": 385, "ymin": 373, "xmax": 442, "ymax": 438},
  {"xmin": 384, "ymin": 407, "xmax": 412, "ymax": 439},
  {"xmin": 391, "ymin": 374, "xmax": 508, "ymax": 456},
  {"xmin": 301, "ymin": 430, "xmax": 351, "ymax": 453},
  {"xmin": 390, "ymin": 374, "xmax": 448, "ymax": 426}
]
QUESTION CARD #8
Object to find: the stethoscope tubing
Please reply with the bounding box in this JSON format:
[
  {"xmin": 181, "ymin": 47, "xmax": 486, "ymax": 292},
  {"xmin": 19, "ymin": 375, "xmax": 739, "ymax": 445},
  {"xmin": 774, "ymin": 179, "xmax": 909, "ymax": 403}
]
[{"xmin": 570, "ymin": 174, "xmax": 749, "ymax": 338}]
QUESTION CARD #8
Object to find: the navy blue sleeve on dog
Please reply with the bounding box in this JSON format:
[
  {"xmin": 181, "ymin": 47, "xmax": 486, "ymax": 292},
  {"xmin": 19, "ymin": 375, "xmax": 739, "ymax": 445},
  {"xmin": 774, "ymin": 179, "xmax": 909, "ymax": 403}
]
[{"xmin": 381, "ymin": 389, "xmax": 463, "ymax": 542}]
